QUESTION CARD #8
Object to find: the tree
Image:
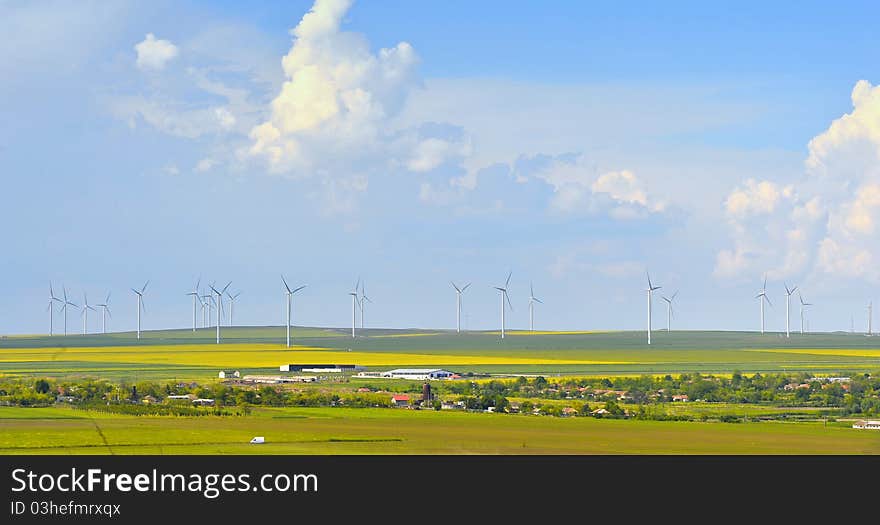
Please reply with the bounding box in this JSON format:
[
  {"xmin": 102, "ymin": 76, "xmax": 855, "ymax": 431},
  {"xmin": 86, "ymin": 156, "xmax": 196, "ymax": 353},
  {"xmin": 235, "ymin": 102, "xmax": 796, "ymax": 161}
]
[{"xmin": 34, "ymin": 379, "xmax": 50, "ymax": 394}]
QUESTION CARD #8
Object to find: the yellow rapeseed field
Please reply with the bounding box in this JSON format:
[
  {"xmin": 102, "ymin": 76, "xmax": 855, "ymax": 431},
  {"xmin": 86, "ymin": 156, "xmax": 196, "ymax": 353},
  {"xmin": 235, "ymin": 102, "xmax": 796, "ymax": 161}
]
[
  {"xmin": 0, "ymin": 344, "xmax": 633, "ymax": 368},
  {"xmin": 746, "ymin": 348, "xmax": 880, "ymax": 358}
]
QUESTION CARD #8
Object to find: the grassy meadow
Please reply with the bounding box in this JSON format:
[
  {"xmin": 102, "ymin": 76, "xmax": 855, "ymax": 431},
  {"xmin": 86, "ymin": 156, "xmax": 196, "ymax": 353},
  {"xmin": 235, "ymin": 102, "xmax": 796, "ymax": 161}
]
[{"xmin": 1, "ymin": 406, "xmax": 878, "ymax": 455}]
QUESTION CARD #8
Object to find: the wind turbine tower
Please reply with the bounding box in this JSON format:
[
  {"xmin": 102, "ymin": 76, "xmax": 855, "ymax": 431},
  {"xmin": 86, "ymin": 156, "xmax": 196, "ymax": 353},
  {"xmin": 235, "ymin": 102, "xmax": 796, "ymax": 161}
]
[
  {"xmin": 227, "ymin": 290, "xmax": 241, "ymax": 327},
  {"xmin": 869, "ymin": 301, "xmax": 873, "ymax": 336},
  {"xmin": 646, "ymin": 273, "xmax": 661, "ymax": 345},
  {"xmin": 798, "ymin": 291, "xmax": 812, "ymax": 335},
  {"xmin": 661, "ymin": 291, "xmax": 677, "ymax": 332},
  {"xmin": 756, "ymin": 276, "xmax": 772, "ymax": 335},
  {"xmin": 187, "ymin": 278, "xmax": 200, "ymax": 332},
  {"xmin": 281, "ymin": 275, "xmax": 306, "ymax": 348},
  {"xmin": 359, "ymin": 282, "xmax": 372, "ymax": 330},
  {"xmin": 348, "ymin": 279, "xmax": 361, "ymax": 338},
  {"xmin": 528, "ymin": 282, "xmax": 543, "ymax": 332},
  {"xmin": 210, "ymin": 282, "xmax": 231, "ymax": 344},
  {"xmin": 60, "ymin": 287, "xmax": 77, "ymax": 336},
  {"xmin": 48, "ymin": 282, "xmax": 62, "ymax": 336},
  {"xmin": 95, "ymin": 292, "xmax": 111, "ymax": 334},
  {"xmin": 493, "ymin": 272, "xmax": 513, "ymax": 339},
  {"xmin": 451, "ymin": 282, "xmax": 471, "ymax": 333},
  {"xmin": 783, "ymin": 283, "xmax": 797, "ymax": 338},
  {"xmin": 131, "ymin": 281, "xmax": 148, "ymax": 340},
  {"xmin": 81, "ymin": 293, "xmax": 96, "ymax": 335}
]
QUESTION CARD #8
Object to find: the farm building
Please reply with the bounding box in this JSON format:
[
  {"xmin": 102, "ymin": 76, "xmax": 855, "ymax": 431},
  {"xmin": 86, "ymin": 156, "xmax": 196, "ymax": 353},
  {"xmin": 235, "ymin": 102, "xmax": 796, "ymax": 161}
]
[
  {"xmin": 672, "ymin": 394, "xmax": 689, "ymax": 402},
  {"xmin": 280, "ymin": 364, "xmax": 362, "ymax": 373},
  {"xmin": 167, "ymin": 394, "xmax": 195, "ymax": 400},
  {"xmin": 218, "ymin": 370, "xmax": 240, "ymax": 379},
  {"xmin": 391, "ymin": 394, "xmax": 410, "ymax": 407},
  {"xmin": 241, "ymin": 375, "xmax": 317, "ymax": 384},
  {"xmin": 192, "ymin": 398, "xmax": 215, "ymax": 406},
  {"xmin": 852, "ymin": 420, "xmax": 880, "ymax": 430},
  {"xmin": 380, "ymin": 369, "xmax": 455, "ymax": 380}
]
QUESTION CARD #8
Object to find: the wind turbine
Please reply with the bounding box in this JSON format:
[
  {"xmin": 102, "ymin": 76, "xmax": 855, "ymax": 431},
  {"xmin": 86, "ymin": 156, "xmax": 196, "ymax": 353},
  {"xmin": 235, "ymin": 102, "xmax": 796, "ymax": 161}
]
[
  {"xmin": 131, "ymin": 281, "xmax": 148, "ymax": 340},
  {"xmin": 646, "ymin": 273, "xmax": 661, "ymax": 345},
  {"xmin": 451, "ymin": 281, "xmax": 471, "ymax": 333},
  {"xmin": 869, "ymin": 301, "xmax": 873, "ymax": 336},
  {"xmin": 756, "ymin": 275, "xmax": 772, "ymax": 335},
  {"xmin": 528, "ymin": 282, "xmax": 543, "ymax": 332},
  {"xmin": 783, "ymin": 283, "xmax": 797, "ymax": 338},
  {"xmin": 281, "ymin": 275, "xmax": 306, "ymax": 348},
  {"xmin": 210, "ymin": 282, "xmax": 231, "ymax": 344},
  {"xmin": 201, "ymin": 292, "xmax": 212, "ymax": 328},
  {"xmin": 348, "ymin": 278, "xmax": 361, "ymax": 338},
  {"xmin": 186, "ymin": 278, "xmax": 200, "ymax": 332},
  {"xmin": 95, "ymin": 292, "xmax": 111, "ymax": 334},
  {"xmin": 493, "ymin": 272, "xmax": 513, "ymax": 339},
  {"xmin": 48, "ymin": 282, "xmax": 62, "ymax": 336},
  {"xmin": 80, "ymin": 293, "xmax": 96, "ymax": 335},
  {"xmin": 226, "ymin": 290, "xmax": 241, "ymax": 327},
  {"xmin": 60, "ymin": 287, "xmax": 77, "ymax": 336},
  {"xmin": 798, "ymin": 291, "xmax": 812, "ymax": 335},
  {"xmin": 359, "ymin": 282, "xmax": 372, "ymax": 330},
  {"xmin": 661, "ymin": 291, "xmax": 678, "ymax": 332}
]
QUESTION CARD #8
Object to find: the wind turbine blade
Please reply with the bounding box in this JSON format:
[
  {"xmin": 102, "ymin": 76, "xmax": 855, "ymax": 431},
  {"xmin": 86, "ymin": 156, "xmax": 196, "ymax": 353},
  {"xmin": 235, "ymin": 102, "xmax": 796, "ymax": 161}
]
[
  {"xmin": 505, "ymin": 272, "xmax": 512, "ymax": 288},
  {"xmin": 221, "ymin": 281, "xmax": 231, "ymax": 294},
  {"xmin": 530, "ymin": 282, "xmax": 534, "ymax": 297},
  {"xmin": 505, "ymin": 290, "xmax": 513, "ymax": 311},
  {"xmin": 281, "ymin": 275, "xmax": 291, "ymax": 293},
  {"xmin": 765, "ymin": 295, "xmax": 773, "ymax": 307},
  {"xmin": 141, "ymin": 280, "xmax": 149, "ymax": 293},
  {"xmin": 534, "ymin": 297, "xmax": 543, "ymax": 304},
  {"xmin": 763, "ymin": 274, "xmax": 767, "ymax": 290},
  {"xmin": 462, "ymin": 283, "xmax": 471, "ymax": 292},
  {"xmin": 106, "ymin": 291, "xmax": 111, "ymax": 303},
  {"xmin": 195, "ymin": 277, "xmax": 200, "ymax": 292},
  {"xmin": 646, "ymin": 272, "xmax": 653, "ymax": 290},
  {"xmin": 671, "ymin": 291, "xmax": 678, "ymax": 301},
  {"xmin": 292, "ymin": 285, "xmax": 307, "ymax": 294},
  {"xmin": 451, "ymin": 281, "xmax": 460, "ymax": 293}
]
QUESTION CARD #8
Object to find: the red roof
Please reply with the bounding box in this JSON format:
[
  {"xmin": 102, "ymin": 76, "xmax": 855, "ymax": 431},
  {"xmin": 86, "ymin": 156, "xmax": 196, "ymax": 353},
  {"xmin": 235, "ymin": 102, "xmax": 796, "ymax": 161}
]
[{"xmin": 392, "ymin": 395, "xmax": 410, "ymax": 401}]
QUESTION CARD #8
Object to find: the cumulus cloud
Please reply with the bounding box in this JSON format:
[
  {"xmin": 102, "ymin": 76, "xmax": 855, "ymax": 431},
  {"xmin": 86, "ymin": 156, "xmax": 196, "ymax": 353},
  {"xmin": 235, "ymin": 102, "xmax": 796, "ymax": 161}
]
[
  {"xmin": 247, "ymin": 0, "xmax": 421, "ymax": 173},
  {"xmin": 134, "ymin": 33, "xmax": 178, "ymax": 71},
  {"xmin": 528, "ymin": 155, "xmax": 663, "ymax": 217},
  {"xmin": 716, "ymin": 79, "xmax": 880, "ymax": 282}
]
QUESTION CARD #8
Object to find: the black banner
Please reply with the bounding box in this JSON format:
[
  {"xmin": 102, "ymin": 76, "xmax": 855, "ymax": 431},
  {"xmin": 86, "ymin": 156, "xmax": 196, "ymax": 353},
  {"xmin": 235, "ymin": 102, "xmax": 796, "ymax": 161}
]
[{"xmin": 2, "ymin": 455, "xmax": 876, "ymax": 522}]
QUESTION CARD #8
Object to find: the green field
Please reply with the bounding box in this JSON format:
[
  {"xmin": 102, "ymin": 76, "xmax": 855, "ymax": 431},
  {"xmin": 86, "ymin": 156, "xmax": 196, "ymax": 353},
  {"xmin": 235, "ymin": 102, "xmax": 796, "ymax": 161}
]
[
  {"xmin": 1, "ymin": 406, "xmax": 878, "ymax": 455},
  {"xmin": 2, "ymin": 327, "xmax": 880, "ymax": 381}
]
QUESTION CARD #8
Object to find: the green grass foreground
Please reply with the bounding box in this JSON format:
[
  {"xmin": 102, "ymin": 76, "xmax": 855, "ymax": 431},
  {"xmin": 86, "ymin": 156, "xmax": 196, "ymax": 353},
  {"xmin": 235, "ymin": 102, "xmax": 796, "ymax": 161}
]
[{"xmin": 1, "ymin": 406, "xmax": 878, "ymax": 455}]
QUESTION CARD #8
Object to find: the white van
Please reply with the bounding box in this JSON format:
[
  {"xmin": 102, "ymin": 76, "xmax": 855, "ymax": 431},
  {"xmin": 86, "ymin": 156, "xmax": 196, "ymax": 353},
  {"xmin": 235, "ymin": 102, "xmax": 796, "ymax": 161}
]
[{"xmin": 249, "ymin": 436, "xmax": 265, "ymax": 444}]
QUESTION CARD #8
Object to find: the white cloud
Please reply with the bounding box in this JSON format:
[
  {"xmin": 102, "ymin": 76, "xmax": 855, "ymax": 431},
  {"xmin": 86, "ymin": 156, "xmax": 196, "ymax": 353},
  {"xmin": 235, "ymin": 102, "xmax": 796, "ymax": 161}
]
[
  {"xmin": 247, "ymin": 0, "xmax": 420, "ymax": 173},
  {"xmin": 135, "ymin": 33, "xmax": 178, "ymax": 71},
  {"xmin": 195, "ymin": 158, "xmax": 215, "ymax": 172},
  {"xmin": 716, "ymin": 79, "xmax": 880, "ymax": 282}
]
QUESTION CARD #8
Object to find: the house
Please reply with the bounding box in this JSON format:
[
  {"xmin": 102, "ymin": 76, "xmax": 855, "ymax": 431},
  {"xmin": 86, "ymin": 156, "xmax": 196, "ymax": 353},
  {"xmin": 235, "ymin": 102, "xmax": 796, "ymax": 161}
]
[
  {"xmin": 391, "ymin": 394, "xmax": 410, "ymax": 407},
  {"xmin": 218, "ymin": 370, "xmax": 240, "ymax": 379},
  {"xmin": 141, "ymin": 395, "xmax": 158, "ymax": 404},
  {"xmin": 356, "ymin": 387, "xmax": 372, "ymax": 393},
  {"xmin": 192, "ymin": 398, "xmax": 215, "ymax": 407},
  {"xmin": 167, "ymin": 394, "xmax": 196, "ymax": 401},
  {"xmin": 852, "ymin": 420, "xmax": 880, "ymax": 430},
  {"xmin": 56, "ymin": 395, "xmax": 76, "ymax": 403},
  {"xmin": 280, "ymin": 364, "xmax": 362, "ymax": 373},
  {"xmin": 562, "ymin": 407, "xmax": 577, "ymax": 417},
  {"xmin": 672, "ymin": 394, "xmax": 689, "ymax": 402},
  {"xmin": 591, "ymin": 408, "xmax": 610, "ymax": 415}
]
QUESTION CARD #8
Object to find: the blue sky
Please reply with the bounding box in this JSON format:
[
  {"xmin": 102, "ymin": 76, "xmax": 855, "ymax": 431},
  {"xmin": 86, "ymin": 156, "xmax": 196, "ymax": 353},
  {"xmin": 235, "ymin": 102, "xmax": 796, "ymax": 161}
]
[{"xmin": 3, "ymin": 0, "xmax": 880, "ymax": 335}]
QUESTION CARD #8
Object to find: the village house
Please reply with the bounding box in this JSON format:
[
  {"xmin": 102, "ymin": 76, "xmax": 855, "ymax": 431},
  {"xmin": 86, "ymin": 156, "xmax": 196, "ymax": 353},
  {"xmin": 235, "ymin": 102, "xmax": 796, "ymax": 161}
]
[{"xmin": 391, "ymin": 394, "xmax": 410, "ymax": 407}]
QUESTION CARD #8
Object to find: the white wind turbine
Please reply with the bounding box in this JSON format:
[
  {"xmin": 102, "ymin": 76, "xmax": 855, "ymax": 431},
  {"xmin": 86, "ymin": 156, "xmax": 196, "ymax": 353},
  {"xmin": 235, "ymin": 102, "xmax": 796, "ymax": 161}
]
[
  {"xmin": 48, "ymin": 282, "xmax": 62, "ymax": 336},
  {"xmin": 451, "ymin": 281, "xmax": 471, "ymax": 333},
  {"xmin": 755, "ymin": 275, "xmax": 772, "ymax": 335},
  {"xmin": 348, "ymin": 278, "xmax": 361, "ymax": 338},
  {"xmin": 359, "ymin": 282, "xmax": 372, "ymax": 330},
  {"xmin": 783, "ymin": 282, "xmax": 797, "ymax": 338},
  {"xmin": 201, "ymin": 291, "xmax": 212, "ymax": 328},
  {"xmin": 528, "ymin": 282, "xmax": 543, "ymax": 332},
  {"xmin": 210, "ymin": 282, "xmax": 231, "ymax": 344},
  {"xmin": 186, "ymin": 278, "xmax": 200, "ymax": 332},
  {"xmin": 868, "ymin": 301, "xmax": 873, "ymax": 336},
  {"xmin": 60, "ymin": 287, "xmax": 77, "ymax": 336},
  {"xmin": 493, "ymin": 272, "xmax": 513, "ymax": 339},
  {"xmin": 798, "ymin": 291, "xmax": 812, "ymax": 335},
  {"xmin": 661, "ymin": 291, "xmax": 678, "ymax": 332},
  {"xmin": 226, "ymin": 290, "xmax": 241, "ymax": 327},
  {"xmin": 646, "ymin": 273, "xmax": 661, "ymax": 345},
  {"xmin": 80, "ymin": 292, "xmax": 96, "ymax": 335},
  {"xmin": 131, "ymin": 281, "xmax": 148, "ymax": 340},
  {"xmin": 281, "ymin": 275, "xmax": 306, "ymax": 348},
  {"xmin": 95, "ymin": 292, "xmax": 111, "ymax": 334}
]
